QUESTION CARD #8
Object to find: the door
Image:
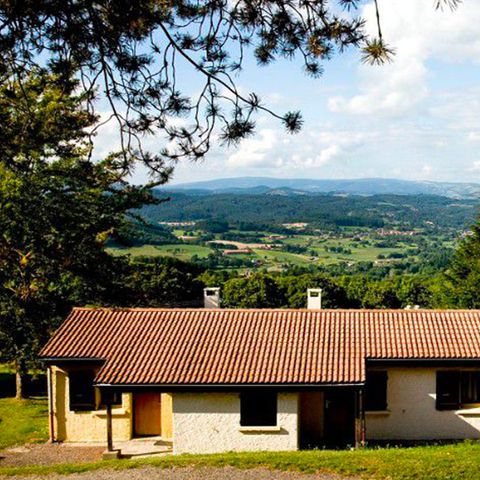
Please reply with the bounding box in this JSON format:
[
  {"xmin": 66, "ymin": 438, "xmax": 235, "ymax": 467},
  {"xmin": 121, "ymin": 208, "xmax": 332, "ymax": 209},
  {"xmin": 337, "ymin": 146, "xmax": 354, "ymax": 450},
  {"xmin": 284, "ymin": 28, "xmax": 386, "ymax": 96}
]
[
  {"xmin": 299, "ymin": 392, "xmax": 325, "ymax": 449},
  {"xmin": 324, "ymin": 389, "xmax": 355, "ymax": 447},
  {"xmin": 134, "ymin": 392, "xmax": 161, "ymax": 436}
]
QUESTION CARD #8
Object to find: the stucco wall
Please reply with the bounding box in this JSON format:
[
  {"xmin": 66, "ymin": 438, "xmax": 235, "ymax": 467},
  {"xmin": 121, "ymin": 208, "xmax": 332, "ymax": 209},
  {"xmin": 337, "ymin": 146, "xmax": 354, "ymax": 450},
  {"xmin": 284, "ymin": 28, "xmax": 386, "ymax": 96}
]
[
  {"xmin": 366, "ymin": 367, "xmax": 480, "ymax": 441},
  {"xmin": 172, "ymin": 392, "xmax": 298, "ymax": 454},
  {"xmin": 161, "ymin": 393, "xmax": 174, "ymax": 440},
  {"xmin": 51, "ymin": 366, "xmax": 132, "ymax": 443}
]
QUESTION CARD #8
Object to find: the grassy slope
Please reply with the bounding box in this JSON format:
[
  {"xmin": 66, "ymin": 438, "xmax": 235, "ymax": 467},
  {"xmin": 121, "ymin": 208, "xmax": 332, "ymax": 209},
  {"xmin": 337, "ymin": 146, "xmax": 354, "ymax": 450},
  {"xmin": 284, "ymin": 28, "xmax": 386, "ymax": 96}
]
[
  {"xmin": 107, "ymin": 236, "xmax": 414, "ymax": 268},
  {"xmin": 0, "ymin": 397, "xmax": 49, "ymax": 450},
  {"xmin": 108, "ymin": 244, "xmax": 213, "ymax": 260},
  {"xmin": 0, "ymin": 363, "xmax": 49, "ymax": 450},
  {"xmin": 1, "ymin": 443, "xmax": 480, "ymax": 478}
]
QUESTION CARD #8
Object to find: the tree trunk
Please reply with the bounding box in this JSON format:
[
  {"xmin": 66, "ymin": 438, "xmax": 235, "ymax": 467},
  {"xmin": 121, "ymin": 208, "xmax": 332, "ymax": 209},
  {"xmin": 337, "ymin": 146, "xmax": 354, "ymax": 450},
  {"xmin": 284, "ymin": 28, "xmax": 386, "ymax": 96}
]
[{"xmin": 15, "ymin": 361, "xmax": 27, "ymax": 400}]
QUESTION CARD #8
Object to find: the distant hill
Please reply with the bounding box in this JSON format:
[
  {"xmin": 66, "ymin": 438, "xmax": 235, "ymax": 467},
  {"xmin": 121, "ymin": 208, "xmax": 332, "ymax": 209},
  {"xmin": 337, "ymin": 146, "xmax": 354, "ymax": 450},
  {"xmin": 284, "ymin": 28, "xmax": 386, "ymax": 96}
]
[
  {"xmin": 143, "ymin": 191, "xmax": 477, "ymax": 230},
  {"xmin": 168, "ymin": 177, "xmax": 480, "ymax": 199}
]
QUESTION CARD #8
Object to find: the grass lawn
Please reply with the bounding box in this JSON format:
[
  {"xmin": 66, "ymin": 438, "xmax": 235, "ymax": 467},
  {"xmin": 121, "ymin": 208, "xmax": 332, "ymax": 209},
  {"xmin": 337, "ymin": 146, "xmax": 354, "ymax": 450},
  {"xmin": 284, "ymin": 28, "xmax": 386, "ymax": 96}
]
[
  {"xmin": 0, "ymin": 397, "xmax": 49, "ymax": 450},
  {"xmin": 1, "ymin": 442, "xmax": 480, "ymax": 478}
]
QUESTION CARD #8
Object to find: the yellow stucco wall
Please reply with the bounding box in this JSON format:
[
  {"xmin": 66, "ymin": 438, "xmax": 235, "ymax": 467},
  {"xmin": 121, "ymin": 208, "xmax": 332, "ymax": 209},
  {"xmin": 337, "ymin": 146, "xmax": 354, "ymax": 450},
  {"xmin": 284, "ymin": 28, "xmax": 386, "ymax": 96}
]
[
  {"xmin": 50, "ymin": 366, "xmax": 174, "ymax": 443},
  {"xmin": 366, "ymin": 367, "xmax": 480, "ymax": 441},
  {"xmin": 161, "ymin": 393, "xmax": 173, "ymax": 440},
  {"xmin": 51, "ymin": 366, "xmax": 132, "ymax": 443}
]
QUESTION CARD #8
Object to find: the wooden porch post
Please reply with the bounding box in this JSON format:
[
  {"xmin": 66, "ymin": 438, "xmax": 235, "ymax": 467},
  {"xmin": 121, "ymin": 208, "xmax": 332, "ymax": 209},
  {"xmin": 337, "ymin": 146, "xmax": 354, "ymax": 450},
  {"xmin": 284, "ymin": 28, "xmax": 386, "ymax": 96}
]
[
  {"xmin": 101, "ymin": 388, "xmax": 121, "ymax": 460},
  {"xmin": 355, "ymin": 388, "xmax": 366, "ymax": 448},
  {"xmin": 106, "ymin": 402, "xmax": 113, "ymax": 452}
]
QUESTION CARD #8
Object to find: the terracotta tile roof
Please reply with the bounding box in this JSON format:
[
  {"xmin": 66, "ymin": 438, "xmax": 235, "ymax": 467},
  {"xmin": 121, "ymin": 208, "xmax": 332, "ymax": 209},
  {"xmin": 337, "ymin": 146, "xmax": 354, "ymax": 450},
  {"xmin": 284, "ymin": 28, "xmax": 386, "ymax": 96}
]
[{"xmin": 40, "ymin": 308, "xmax": 480, "ymax": 386}]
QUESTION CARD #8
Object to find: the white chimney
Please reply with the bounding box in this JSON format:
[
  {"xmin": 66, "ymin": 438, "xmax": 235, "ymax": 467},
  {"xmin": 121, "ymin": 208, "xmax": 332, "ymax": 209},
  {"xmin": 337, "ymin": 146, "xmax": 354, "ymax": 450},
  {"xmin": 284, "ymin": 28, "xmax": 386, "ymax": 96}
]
[
  {"xmin": 307, "ymin": 289, "xmax": 322, "ymax": 310},
  {"xmin": 204, "ymin": 287, "xmax": 221, "ymax": 309}
]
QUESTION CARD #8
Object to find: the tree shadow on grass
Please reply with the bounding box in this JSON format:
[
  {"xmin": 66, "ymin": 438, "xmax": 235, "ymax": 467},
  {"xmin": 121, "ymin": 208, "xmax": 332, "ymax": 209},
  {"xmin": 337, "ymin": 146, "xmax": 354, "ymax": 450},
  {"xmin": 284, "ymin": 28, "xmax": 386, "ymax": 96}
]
[{"xmin": 0, "ymin": 372, "xmax": 46, "ymax": 398}]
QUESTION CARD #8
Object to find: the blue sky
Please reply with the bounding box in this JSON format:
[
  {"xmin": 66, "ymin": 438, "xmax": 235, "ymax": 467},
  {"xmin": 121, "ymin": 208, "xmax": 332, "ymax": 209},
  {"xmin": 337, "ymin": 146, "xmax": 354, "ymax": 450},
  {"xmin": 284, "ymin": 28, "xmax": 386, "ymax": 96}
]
[{"xmin": 93, "ymin": 0, "xmax": 480, "ymax": 185}]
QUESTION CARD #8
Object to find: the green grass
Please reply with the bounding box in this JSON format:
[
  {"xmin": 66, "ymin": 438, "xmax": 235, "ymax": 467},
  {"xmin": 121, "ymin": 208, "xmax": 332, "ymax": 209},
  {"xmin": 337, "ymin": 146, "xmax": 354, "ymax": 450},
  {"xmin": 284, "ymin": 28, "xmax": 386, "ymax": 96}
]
[
  {"xmin": 0, "ymin": 397, "xmax": 49, "ymax": 450},
  {"xmin": 252, "ymin": 249, "xmax": 313, "ymax": 267},
  {"xmin": 106, "ymin": 228, "xmax": 452, "ymax": 271},
  {"xmin": 108, "ymin": 244, "xmax": 213, "ymax": 260},
  {"xmin": 2, "ymin": 443, "xmax": 480, "ymax": 478}
]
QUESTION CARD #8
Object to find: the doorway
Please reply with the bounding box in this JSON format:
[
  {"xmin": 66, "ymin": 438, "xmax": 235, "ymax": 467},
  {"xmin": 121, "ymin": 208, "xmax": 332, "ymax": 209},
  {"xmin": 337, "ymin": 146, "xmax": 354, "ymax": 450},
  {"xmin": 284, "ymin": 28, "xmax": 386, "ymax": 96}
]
[
  {"xmin": 324, "ymin": 389, "xmax": 355, "ymax": 447},
  {"xmin": 299, "ymin": 392, "xmax": 325, "ymax": 449},
  {"xmin": 133, "ymin": 392, "xmax": 161, "ymax": 436}
]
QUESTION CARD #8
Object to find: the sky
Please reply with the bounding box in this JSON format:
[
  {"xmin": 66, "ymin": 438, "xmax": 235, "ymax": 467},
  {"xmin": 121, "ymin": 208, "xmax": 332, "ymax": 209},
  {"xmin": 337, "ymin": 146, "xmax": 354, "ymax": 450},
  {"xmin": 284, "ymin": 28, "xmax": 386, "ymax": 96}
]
[{"xmin": 93, "ymin": 0, "xmax": 480, "ymax": 185}]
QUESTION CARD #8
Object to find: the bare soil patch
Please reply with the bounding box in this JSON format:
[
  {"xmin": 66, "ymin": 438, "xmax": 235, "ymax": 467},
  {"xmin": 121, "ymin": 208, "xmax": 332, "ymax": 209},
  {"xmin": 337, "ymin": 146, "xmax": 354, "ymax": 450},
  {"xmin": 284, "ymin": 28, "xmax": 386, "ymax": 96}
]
[
  {"xmin": 0, "ymin": 443, "xmax": 104, "ymax": 467},
  {"xmin": 0, "ymin": 465, "xmax": 358, "ymax": 480}
]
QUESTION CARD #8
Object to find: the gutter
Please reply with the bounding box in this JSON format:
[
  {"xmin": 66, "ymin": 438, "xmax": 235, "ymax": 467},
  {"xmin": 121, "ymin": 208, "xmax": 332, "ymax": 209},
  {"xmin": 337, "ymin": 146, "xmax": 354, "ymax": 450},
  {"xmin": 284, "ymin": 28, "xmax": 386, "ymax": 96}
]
[
  {"xmin": 47, "ymin": 366, "xmax": 55, "ymax": 442},
  {"xmin": 95, "ymin": 382, "xmax": 365, "ymax": 389},
  {"xmin": 41, "ymin": 357, "xmax": 106, "ymax": 363}
]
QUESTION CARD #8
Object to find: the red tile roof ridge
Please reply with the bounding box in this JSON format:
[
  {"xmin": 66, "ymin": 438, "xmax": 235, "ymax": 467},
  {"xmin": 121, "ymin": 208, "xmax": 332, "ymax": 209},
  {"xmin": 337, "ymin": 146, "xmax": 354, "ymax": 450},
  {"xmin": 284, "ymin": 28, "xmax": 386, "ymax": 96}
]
[{"xmin": 70, "ymin": 307, "xmax": 480, "ymax": 313}]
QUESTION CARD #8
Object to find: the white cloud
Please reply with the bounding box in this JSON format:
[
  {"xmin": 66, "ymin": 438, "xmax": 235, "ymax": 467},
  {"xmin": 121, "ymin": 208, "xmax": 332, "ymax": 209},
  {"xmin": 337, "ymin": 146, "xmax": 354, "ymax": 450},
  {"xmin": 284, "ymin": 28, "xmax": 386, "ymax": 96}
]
[
  {"xmin": 227, "ymin": 129, "xmax": 281, "ymax": 168},
  {"xmin": 422, "ymin": 164, "xmax": 433, "ymax": 176},
  {"xmin": 329, "ymin": 0, "xmax": 480, "ymax": 117},
  {"xmin": 468, "ymin": 132, "xmax": 480, "ymax": 142},
  {"xmin": 225, "ymin": 126, "xmax": 375, "ymax": 172}
]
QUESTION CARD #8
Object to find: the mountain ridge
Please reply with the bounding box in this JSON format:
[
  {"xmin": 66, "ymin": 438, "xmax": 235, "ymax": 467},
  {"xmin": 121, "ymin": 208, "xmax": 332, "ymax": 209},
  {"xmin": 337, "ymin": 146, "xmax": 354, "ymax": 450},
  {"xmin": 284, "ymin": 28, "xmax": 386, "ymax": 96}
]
[{"xmin": 166, "ymin": 177, "xmax": 480, "ymax": 199}]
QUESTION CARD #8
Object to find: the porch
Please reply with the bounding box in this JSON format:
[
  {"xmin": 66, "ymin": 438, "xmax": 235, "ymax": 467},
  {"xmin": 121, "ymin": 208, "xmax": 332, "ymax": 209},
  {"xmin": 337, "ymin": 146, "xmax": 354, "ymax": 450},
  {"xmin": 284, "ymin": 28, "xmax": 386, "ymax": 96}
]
[
  {"xmin": 100, "ymin": 389, "xmax": 173, "ymax": 458},
  {"xmin": 298, "ymin": 388, "xmax": 365, "ymax": 450},
  {"xmin": 116, "ymin": 436, "xmax": 172, "ymax": 459}
]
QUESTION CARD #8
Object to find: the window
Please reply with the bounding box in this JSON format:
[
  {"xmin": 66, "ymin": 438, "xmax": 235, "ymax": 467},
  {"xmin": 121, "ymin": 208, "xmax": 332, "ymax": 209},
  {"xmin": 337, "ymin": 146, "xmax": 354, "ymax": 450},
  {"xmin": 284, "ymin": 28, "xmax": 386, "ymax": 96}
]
[
  {"xmin": 100, "ymin": 389, "xmax": 123, "ymax": 408},
  {"xmin": 69, "ymin": 370, "xmax": 95, "ymax": 411},
  {"xmin": 437, "ymin": 371, "xmax": 480, "ymax": 410},
  {"xmin": 365, "ymin": 371, "xmax": 388, "ymax": 411},
  {"xmin": 240, "ymin": 391, "xmax": 277, "ymax": 427}
]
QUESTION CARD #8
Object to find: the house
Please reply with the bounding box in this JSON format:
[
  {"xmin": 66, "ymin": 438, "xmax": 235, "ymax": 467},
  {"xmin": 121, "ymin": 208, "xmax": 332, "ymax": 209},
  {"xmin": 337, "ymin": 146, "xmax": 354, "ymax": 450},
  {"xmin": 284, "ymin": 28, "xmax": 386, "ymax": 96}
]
[
  {"xmin": 40, "ymin": 305, "xmax": 480, "ymax": 455},
  {"xmin": 223, "ymin": 248, "xmax": 252, "ymax": 255}
]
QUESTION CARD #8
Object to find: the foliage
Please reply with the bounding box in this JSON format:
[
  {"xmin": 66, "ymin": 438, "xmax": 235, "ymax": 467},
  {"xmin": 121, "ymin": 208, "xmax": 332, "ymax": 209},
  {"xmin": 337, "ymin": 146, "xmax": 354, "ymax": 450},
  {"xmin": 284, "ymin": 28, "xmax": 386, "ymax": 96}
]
[
  {"xmin": 142, "ymin": 190, "xmax": 476, "ymax": 229},
  {"xmin": 276, "ymin": 273, "xmax": 350, "ymax": 309},
  {"xmin": 0, "ymin": 0, "xmax": 376, "ymax": 174},
  {"xmin": 113, "ymin": 223, "xmax": 179, "ymax": 247},
  {"xmin": 120, "ymin": 257, "xmax": 205, "ymax": 307},
  {"xmin": 442, "ymin": 222, "xmax": 480, "ymax": 308},
  {"xmin": 0, "ymin": 73, "xmax": 158, "ymax": 396},
  {"xmin": 196, "ymin": 219, "xmax": 230, "ymax": 234},
  {"xmin": 219, "ymin": 271, "xmax": 442, "ymax": 310},
  {"xmin": 222, "ymin": 273, "xmax": 283, "ymax": 308}
]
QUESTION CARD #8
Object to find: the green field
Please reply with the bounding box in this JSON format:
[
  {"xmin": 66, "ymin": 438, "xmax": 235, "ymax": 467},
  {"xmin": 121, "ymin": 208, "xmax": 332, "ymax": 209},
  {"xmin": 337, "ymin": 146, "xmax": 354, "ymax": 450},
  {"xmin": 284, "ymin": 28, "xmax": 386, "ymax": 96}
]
[
  {"xmin": 252, "ymin": 249, "xmax": 313, "ymax": 267},
  {"xmin": 109, "ymin": 244, "xmax": 213, "ymax": 260},
  {"xmin": 107, "ymin": 223, "xmax": 454, "ymax": 273}
]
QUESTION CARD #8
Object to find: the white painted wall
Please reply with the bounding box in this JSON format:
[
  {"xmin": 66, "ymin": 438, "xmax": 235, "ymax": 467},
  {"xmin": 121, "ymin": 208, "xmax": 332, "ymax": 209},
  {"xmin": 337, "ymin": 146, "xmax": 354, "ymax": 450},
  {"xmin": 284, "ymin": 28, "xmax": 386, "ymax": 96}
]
[
  {"xmin": 366, "ymin": 367, "xmax": 480, "ymax": 441},
  {"xmin": 172, "ymin": 392, "xmax": 298, "ymax": 454}
]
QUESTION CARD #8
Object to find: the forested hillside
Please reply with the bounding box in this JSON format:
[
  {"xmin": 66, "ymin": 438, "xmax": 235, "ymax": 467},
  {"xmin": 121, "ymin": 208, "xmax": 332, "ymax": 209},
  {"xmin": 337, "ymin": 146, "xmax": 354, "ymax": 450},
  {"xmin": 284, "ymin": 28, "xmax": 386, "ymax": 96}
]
[{"xmin": 141, "ymin": 191, "xmax": 477, "ymax": 230}]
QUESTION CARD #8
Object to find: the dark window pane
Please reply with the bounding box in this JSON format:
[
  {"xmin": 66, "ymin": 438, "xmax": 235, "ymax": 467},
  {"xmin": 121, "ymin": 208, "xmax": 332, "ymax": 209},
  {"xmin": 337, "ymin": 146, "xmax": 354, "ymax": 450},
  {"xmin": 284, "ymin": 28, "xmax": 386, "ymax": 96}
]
[
  {"xmin": 240, "ymin": 391, "xmax": 277, "ymax": 427},
  {"xmin": 100, "ymin": 389, "xmax": 122, "ymax": 407},
  {"xmin": 460, "ymin": 372, "xmax": 480, "ymax": 404},
  {"xmin": 436, "ymin": 371, "xmax": 460, "ymax": 410},
  {"xmin": 365, "ymin": 371, "xmax": 388, "ymax": 411},
  {"xmin": 69, "ymin": 370, "xmax": 95, "ymax": 411}
]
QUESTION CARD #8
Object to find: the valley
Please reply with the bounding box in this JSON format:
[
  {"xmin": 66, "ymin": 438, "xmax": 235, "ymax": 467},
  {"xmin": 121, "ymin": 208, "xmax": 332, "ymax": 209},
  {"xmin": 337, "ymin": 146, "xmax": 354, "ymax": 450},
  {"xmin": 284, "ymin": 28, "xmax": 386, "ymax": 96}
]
[{"xmin": 109, "ymin": 187, "xmax": 474, "ymax": 275}]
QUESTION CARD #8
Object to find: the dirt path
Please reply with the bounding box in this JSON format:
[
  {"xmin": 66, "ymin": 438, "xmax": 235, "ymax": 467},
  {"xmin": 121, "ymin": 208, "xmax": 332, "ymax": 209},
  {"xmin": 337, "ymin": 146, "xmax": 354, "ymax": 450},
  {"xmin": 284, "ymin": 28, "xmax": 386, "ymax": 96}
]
[
  {"xmin": 0, "ymin": 465, "xmax": 359, "ymax": 480},
  {"xmin": 0, "ymin": 444, "xmax": 104, "ymax": 467}
]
